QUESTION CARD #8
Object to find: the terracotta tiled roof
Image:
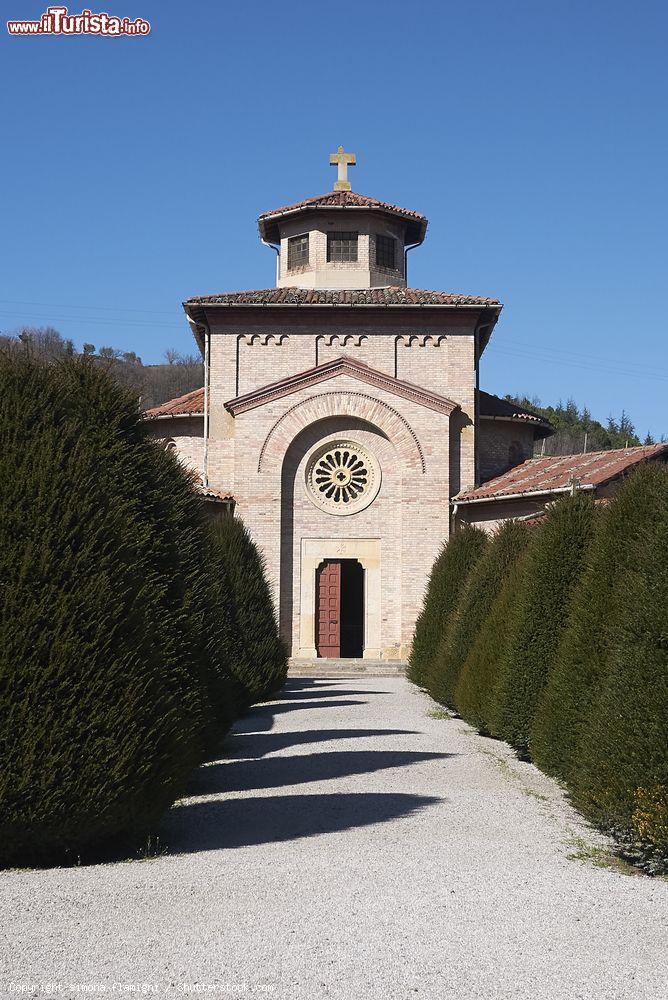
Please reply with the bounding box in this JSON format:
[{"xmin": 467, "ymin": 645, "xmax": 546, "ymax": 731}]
[
  {"xmin": 479, "ymin": 390, "xmax": 551, "ymax": 427},
  {"xmin": 188, "ymin": 472, "xmax": 234, "ymax": 504},
  {"xmin": 257, "ymin": 190, "xmax": 428, "ymax": 245},
  {"xmin": 198, "ymin": 485, "xmax": 235, "ymax": 504},
  {"xmin": 185, "ymin": 286, "xmax": 500, "ymax": 308},
  {"xmin": 456, "ymin": 443, "xmax": 668, "ymax": 502},
  {"xmin": 145, "ymin": 387, "xmax": 204, "ymax": 419},
  {"xmin": 258, "ymin": 190, "xmax": 427, "ymax": 223}
]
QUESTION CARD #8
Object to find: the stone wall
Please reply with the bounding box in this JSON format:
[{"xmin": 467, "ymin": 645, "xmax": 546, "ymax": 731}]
[
  {"xmin": 145, "ymin": 417, "xmax": 204, "ymax": 475},
  {"xmin": 478, "ymin": 420, "xmax": 536, "ymax": 483}
]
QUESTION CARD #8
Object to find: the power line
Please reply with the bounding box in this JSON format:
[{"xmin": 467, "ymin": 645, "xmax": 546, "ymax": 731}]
[
  {"xmin": 2, "ymin": 300, "xmax": 667, "ymax": 384},
  {"xmin": 492, "ymin": 338, "xmax": 668, "ymax": 377},
  {"xmin": 0, "ymin": 310, "xmax": 185, "ymax": 333},
  {"xmin": 0, "ymin": 298, "xmax": 183, "ymax": 318},
  {"xmin": 485, "ymin": 346, "xmax": 668, "ymax": 383}
]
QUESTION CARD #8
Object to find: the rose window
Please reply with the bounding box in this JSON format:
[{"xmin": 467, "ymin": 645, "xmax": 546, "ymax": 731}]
[{"xmin": 305, "ymin": 440, "xmax": 381, "ymax": 516}]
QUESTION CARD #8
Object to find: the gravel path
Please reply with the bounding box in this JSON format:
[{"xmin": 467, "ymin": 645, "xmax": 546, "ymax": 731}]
[{"xmin": 2, "ymin": 677, "xmax": 667, "ymax": 1000}]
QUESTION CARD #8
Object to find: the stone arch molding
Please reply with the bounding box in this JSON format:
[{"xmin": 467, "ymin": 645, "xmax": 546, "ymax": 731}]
[{"xmin": 258, "ymin": 391, "xmax": 426, "ymax": 474}]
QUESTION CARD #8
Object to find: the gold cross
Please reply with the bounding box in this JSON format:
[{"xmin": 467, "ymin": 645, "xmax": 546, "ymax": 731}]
[{"xmin": 329, "ymin": 146, "xmax": 356, "ymax": 191}]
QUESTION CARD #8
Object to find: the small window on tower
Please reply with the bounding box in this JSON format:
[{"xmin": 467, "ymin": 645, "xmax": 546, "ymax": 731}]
[
  {"xmin": 375, "ymin": 234, "xmax": 396, "ymax": 269},
  {"xmin": 287, "ymin": 234, "xmax": 309, "ymax": 270},
  {"xmin": 327, "ymin": 231, "xmax": 358, "ymax": 263}
]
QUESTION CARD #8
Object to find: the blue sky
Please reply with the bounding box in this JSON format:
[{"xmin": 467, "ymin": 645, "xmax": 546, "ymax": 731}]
[{"xmin": 2, "ymin": 0, "xmax": 666, "ymax": 437}]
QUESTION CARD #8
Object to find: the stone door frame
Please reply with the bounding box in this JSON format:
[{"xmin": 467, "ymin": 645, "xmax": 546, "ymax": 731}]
[{"xmin": 297, "ymin": 537, "xmax": 381, "ymax": 660}]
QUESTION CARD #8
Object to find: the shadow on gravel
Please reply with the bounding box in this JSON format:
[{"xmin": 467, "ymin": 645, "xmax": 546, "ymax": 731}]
[
  {"xmin": 246, "ymin": 699, "xmax": 367, "ymax": 718},
  {"xmin": 281, "ymin": 679, "xmax": 334, "ymax": 689},
  {"xmin": 270, "ymin": 688, "xmax": 390, "ymax": 700},
  {"xmin": 162, "ymin": 792, "xmax": 440, "ymax": 852},
  {"xmin": 226, "ymin": 728, "xmax": 419, "ymax": 759},
  {"xmin": 230, "ymin": 684, "xmax": 372, "ymax": 736},
  {"xmin": 186, "ymin": 749, "xmax": 454, "ymax": 795}
]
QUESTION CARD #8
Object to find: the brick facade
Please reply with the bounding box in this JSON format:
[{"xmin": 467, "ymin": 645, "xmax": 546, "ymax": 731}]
[{"xmin": 147, "ymin": 179, "xmax": 537, "ymax": 660}]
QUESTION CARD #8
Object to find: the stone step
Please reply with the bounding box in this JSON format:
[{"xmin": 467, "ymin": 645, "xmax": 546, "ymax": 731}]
[{"xmin": 288, "ymin": 658, "xmax": 407, "ymax": 678}]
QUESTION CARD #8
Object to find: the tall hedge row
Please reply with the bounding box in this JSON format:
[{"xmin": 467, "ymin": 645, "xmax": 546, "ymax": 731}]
[
  {"xmin": 530, "ymin": 466, "xmax": 665, "ymax": 783},
  {"xmin": 412, "ymin": 467, "xmax": 668, "ymax": 872},
  {"xmin": 454, "ymin": 542, "xmax": 531, "ymax": 736},
  {"xmin": 408, "ymin": 526, "xmax": 488, "ymax": 687},
  {"xmin": 563, "ymin": 466, "xmax": 668, "ymax": 872},
  {"xmin": 427, "ymin": 521, "xmax": 529, "ymax": 709},
  {"xmin": 0, "ymin": 352, "xmax": 285, "ymax": 868},
  {"xmin": 494, "ymin": 493, "xmax": 597, "ymax": 758},
  {"xmin": 207, "ymin": 516, "xmax": 288, "ymax": 710}
]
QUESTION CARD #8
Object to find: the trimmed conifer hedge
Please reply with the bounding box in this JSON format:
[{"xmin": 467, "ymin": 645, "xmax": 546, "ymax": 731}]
[
  {"xmin": 427, "ymin": 520, "xmax": 529, "ymax": 708},
  {"xmin": 493, "ymin": 493, "xmax": 597, "ymax": 758},
  {"xmin": 408, "ymin": 526, "xmax": 488, "ymax": 688},
  {"xmin": 412, "ymin": 464, "xmax": 668, "ymax": 872},
  {"xmin": 208, "ymin": 516, "xmax": 288, "ymax": 709},
  {"xmin": 0, "ymin": 352, "xmax": 233, "ymax": 867},
  {"xmin": 531, "ymin": 467, "xmax": 665, "ymax": 784},
  {"xmin": 454, "ymin": 537, "xmax": 531, "ymax": 735},
  {"xmin": 558, "ymin": 465, "xmax": 668, "ymax": 872}
]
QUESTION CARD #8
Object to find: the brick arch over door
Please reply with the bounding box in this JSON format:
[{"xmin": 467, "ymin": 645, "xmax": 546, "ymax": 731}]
[{"xmin": 258, "ymin": 391, "xmax": 426, "ymax": 474}]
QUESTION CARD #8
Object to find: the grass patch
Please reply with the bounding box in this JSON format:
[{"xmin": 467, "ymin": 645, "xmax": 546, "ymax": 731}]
[
  {"xmin": 566, "ymin": 837, "xmax": 639, "ymax": 876},
  {"xmin": 522, "ymin": 787, "xmax": 549, "ymax": 803},
  {"xmin": 427, "ymin": 707, "xmax": 452, "ymax": 720}
]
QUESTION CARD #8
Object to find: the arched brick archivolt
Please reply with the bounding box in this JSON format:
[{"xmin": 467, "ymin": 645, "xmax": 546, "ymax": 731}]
[{"xmin": 258, "ymin": 391, "xmax": 426, "ymax": 474}]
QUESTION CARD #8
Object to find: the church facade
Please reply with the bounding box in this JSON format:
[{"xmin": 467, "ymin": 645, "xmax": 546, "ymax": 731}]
[{"xmin": 147, "ymin": 151, "xmax": 550, "ymax": 661}]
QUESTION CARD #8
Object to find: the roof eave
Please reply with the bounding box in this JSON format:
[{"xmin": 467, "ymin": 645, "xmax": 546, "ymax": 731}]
[
  {"xmin": 258, "ymin": 204, "xmax": 427, "ymax": 245},
  {"xmin": 144, "ymin": 410, "xmax": 204, "ymax": 421},
  {"xmin": 479, "ymin": 413, "xmax": 554, "ymax": 438},
  {"xmin": 455, "ymin": 483, "xmax": 596, "ymax": 505},
  {"xmin": 185, "ymin": 300, "xmax": 500, "ymax": 311}
]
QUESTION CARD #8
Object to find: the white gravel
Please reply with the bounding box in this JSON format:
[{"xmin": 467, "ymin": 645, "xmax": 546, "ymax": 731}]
[{"xmin": 2, "ymin": 676, "xmax": 667, "ymax": 1000}]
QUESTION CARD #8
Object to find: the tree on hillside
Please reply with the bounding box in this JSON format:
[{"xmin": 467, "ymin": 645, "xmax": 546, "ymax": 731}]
[
  {"xmin": 408, "ymin": 526, "xmax": 488, "ymax": 688},
  {"xmin": 1, "ymin": 327, "xmax": 203, "ymax": 411},
  {"xmin": 505, "ymin": 394, "xmax": 652, "ymax": 455}
]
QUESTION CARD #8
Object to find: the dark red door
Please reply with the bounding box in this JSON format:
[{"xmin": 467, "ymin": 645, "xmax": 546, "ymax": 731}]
[{"xmin": 316, "ymin": 560, "xmax": 341, "ymax": 658}]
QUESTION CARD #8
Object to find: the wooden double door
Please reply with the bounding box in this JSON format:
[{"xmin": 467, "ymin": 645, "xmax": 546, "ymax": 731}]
[{"xmin": 316, "ymin": 559, "xmax": 364, "ymax": 658}]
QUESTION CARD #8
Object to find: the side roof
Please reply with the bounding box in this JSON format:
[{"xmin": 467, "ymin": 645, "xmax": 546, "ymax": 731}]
[
  {"xmin": 479, "ymin": 390, "xmax": 553, "ymax": 437},
  {"xmin": 145, "ymin": 386, "xmax": 204, "ymax": 419},
  {"xmin": 145, "ymin": 384, "xmax": 531, "ymax": 422},
  {"xmin": 456, "ymin": 443, "xmax": 668, "ymax": 503}
]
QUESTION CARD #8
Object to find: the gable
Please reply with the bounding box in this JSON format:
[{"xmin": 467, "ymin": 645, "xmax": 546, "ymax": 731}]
[{"xmin": 224, "ymin": 355, "xmax": 459, "ymax": 416}]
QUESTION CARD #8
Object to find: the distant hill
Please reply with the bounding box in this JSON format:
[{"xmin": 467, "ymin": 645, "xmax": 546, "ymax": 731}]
[
  {"xmin": 2, "ymin": 327, "xmax": 661, "ymax": 451},
  {"xmin": 0, "ymin": 327, "xmax": 203, "ymax": 412},
  {"xmin": 506, "ymin": 395, "xmax": 662, "ymax": 456}
]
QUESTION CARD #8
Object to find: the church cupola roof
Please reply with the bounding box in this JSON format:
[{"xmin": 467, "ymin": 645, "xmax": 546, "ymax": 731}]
[
  {"xmin": 258, "ymin": 189, "xmax": 428, "ymax": 246},
  {"xmin": 256, "ymin": 148, "xmax": 430, "ymax": 291}
]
